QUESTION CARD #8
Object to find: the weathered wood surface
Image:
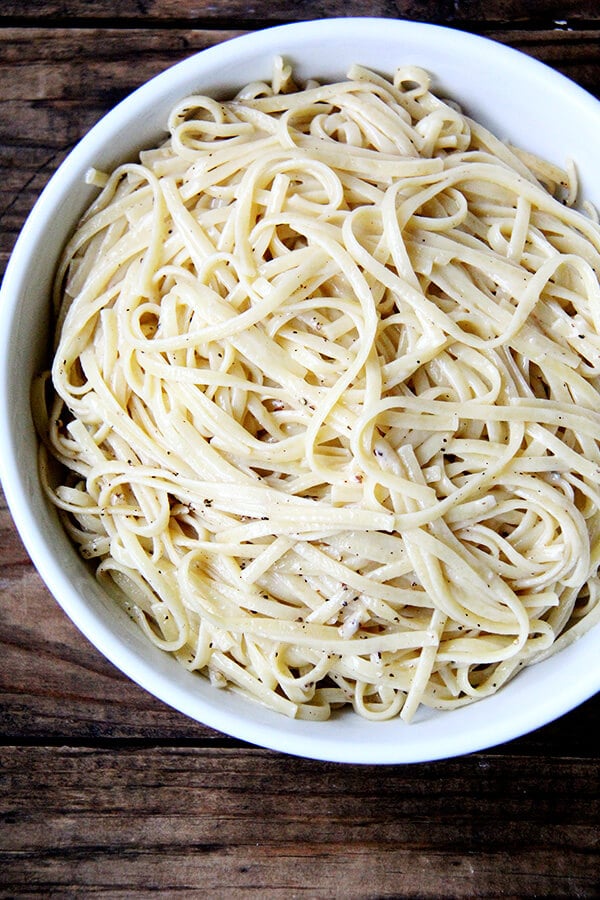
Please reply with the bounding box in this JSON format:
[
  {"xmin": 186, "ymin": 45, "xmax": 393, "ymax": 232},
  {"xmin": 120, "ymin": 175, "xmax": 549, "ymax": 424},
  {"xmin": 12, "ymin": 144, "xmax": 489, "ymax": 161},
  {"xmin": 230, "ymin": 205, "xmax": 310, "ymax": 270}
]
[
  {"xmin": 1, "ymin": 8, "xmax": 599, "ymax": 897},
  {"xmin": 0, "ymin": 0, "xmax": 598, "ymax": 24},
  {"xmin": 1, "ymin": 746, "xmax": 597, "ymax": 897}
]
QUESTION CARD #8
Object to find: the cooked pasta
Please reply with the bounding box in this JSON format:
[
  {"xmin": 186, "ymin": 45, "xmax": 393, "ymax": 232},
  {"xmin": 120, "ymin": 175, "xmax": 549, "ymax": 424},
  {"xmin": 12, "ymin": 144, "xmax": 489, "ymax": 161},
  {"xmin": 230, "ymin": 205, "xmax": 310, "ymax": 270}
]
[{"xmin": 34, "ymin": 59, "xmax": 600, "ymax": 722}]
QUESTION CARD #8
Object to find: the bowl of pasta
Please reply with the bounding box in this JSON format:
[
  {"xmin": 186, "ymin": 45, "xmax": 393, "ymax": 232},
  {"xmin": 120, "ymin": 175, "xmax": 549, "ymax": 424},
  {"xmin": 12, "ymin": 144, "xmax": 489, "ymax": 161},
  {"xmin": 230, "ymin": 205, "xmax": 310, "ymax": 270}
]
[{"xmin": 1, "ymin": 18, "xmax": 599, "ymax": 763}]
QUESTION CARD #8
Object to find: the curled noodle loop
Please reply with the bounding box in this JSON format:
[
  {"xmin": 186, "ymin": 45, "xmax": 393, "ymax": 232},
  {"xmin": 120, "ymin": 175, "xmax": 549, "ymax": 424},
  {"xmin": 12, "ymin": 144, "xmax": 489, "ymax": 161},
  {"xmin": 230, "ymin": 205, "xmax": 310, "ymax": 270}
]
[{"xmin": 36, "ymin": 61, "xmax": 600, "ymax": 723}]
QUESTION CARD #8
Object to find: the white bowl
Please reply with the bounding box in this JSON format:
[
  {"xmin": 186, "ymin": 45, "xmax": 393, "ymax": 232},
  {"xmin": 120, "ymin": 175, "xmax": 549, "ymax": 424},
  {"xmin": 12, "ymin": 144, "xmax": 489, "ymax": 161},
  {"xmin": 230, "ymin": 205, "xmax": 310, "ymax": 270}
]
[{"xmin": 1, "ymin": 18, "xmax": 599, "ymax": 764}]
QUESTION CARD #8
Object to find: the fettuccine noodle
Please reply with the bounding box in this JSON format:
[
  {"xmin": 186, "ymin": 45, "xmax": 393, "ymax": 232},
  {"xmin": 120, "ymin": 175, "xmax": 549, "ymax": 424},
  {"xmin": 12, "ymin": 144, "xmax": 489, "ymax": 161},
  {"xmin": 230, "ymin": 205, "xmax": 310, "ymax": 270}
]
[{"xmin": 34, "ymin": 60, "xmax": 600, "ymax": 722}]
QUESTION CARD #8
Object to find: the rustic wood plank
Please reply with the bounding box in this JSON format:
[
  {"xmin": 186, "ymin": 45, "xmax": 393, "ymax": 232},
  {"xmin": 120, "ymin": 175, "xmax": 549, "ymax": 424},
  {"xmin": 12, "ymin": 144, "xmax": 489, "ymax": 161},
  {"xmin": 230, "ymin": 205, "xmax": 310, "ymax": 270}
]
[
  {"xmin": 455, "ymin": 0, "xmax": 600, "ymax": 23},
  {"xmin": 1, "ymin": 24, "xmax": 597, "ymax": 85},
  {"xmin": 493, "ymin": 25, "xmax": 600, "ymax": 91},
  {"xmin": 0, "ymin": 746, "xmax": 597, "ymax": 898},
  {"xmin": 0, "ymin": 745, "xmax": 598, "ymax": 898},
  {"xmin": 0, "ymin": 0, "xmax": 598, "ymax": 25},
  {"xmin": 0, "ymin": 0, "xmax": 455, "ymax": 25}
]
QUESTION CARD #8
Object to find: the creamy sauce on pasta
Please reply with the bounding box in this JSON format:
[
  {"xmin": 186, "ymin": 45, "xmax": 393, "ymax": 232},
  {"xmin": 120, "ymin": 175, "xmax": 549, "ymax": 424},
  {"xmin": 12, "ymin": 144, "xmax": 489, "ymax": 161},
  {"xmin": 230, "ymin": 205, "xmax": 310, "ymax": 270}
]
[{"xmin": 34, "ymin": 60, "xmax": 600, "ymax": 721}]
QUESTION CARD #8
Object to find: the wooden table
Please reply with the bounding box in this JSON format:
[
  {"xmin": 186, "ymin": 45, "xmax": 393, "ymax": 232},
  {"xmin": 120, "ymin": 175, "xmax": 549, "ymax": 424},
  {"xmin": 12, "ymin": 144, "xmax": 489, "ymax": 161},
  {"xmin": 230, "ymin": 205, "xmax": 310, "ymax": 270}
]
[{"xmin": 1, "ymin": 3, "xmax": 599, "ymax": 896}]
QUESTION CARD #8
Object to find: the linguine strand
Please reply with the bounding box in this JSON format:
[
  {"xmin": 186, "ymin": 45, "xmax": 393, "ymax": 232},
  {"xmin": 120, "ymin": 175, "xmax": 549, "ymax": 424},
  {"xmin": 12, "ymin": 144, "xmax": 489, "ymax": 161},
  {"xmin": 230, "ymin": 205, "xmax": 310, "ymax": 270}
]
[{"xmin": 36, "ymin": 62, "xmax": 600, "ymax": 723}]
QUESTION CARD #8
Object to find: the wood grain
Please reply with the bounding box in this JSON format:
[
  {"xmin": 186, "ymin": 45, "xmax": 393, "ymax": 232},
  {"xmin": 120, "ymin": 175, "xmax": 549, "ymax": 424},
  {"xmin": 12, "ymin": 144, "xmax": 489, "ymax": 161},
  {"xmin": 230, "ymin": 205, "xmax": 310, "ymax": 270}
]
[
  {"xmin": 0, "ymin": 0, "xmax": 598, "ymax": 24},
  {"xmin": 1, "ymin": 746, "xmax": 598, "ymax": 897}
]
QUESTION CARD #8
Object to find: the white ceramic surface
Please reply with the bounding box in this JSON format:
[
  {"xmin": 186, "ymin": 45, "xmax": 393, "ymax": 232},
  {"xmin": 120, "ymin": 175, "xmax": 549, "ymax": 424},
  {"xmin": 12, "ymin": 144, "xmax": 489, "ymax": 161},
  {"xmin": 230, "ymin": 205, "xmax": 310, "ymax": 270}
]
[{"xmin": 1, "ymin": 18, "xmax": 599, "ymax": 764}]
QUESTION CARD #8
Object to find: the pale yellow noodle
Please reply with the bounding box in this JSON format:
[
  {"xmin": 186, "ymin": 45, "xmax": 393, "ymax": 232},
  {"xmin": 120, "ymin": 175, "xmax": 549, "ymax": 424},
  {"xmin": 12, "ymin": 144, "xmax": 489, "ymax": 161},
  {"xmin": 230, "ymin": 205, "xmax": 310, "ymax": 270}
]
[{"xmin": 35, "ymin": 61, "xmax": 600, "ymax": 723}]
